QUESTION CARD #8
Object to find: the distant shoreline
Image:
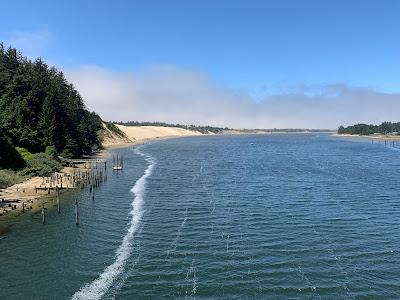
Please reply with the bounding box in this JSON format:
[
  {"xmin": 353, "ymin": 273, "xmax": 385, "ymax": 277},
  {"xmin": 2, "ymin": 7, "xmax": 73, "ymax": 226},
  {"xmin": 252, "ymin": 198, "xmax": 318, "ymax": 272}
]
[{"xmin": 334, "ymin": 133, "xmax": 400, "ymax": 140}]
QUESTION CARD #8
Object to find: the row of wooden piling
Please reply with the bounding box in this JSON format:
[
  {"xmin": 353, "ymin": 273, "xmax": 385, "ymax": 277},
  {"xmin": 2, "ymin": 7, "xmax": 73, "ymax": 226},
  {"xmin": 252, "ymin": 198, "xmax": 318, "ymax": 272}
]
[
  {"xmin": 40, "ymin": 161, "xmax": 107, "ymax": 226},
  {"xmin": 372, "ymin": 139, "xmax": 400, "ymax": 149}
]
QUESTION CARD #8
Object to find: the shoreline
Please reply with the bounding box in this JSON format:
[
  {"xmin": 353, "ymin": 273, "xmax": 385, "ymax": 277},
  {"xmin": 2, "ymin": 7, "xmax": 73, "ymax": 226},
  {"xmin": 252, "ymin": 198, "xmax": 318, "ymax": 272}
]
[
  {"xmin": 0, "ymin": 130, "xmax": 203, "ymax": 229},
  {"xmin": 0, "ymin": 166, "xmax": 92, "ymax": 224},
  {"xmin": 334, "ymin": 133, "xmax": 400, "ymax": 140},
  {"xmin": 0, "ymin": 148, "xmax": 115, "ymax": 227},
  {"xmin": 1, "ymin": 129, "xmax": 334, "ymax": 228}
]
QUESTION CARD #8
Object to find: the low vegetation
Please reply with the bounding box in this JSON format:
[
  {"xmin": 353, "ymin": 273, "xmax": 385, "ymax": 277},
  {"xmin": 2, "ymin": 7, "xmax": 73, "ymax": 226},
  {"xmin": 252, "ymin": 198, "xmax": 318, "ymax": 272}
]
[
  {"xmin": 20, "ymin": 152, "xmax": 62, "ymax": 177},
  {"xmin": 0, "ymin": 169, "xmax": 30, "ymax": 189},
  {"xmin": 0, "ymin": 146, "xmax": 62, "ymax": 188},
  {"xmin": 338, "ymin": 122, "xmax": 400, "ymax": 136},
  {"xmin": 105, "ymin": 122, "xmax": 127, "ymax": 138}
]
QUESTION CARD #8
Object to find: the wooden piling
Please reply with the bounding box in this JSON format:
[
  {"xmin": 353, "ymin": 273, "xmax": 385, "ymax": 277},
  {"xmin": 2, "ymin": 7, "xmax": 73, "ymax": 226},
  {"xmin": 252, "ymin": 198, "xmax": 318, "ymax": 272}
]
[
  {"xmin": 56, "ymin": 187, "xmax": 60, "ymax": 214},
  {"xmin": 42, "ymin": 200, "xmax": 46, "ymax": 224},
  {"xmin": 75, "ymin": 198, "xmax": 79, "ymax": 225}
]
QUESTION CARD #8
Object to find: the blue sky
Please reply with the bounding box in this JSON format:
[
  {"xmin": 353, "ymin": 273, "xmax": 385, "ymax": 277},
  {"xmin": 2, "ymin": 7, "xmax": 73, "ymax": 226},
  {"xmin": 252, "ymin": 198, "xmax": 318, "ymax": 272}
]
[{"xmin": 1, "ymin": 0, "xmax": 400, "ymax": 128}]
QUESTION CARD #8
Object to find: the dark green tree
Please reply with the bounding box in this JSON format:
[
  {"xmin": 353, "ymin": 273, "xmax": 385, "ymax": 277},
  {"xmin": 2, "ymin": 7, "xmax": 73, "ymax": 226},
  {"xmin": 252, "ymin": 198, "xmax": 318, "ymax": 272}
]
[{"xmin": 0, "ymin": 43, "xmax": 102, "ymax": 157}]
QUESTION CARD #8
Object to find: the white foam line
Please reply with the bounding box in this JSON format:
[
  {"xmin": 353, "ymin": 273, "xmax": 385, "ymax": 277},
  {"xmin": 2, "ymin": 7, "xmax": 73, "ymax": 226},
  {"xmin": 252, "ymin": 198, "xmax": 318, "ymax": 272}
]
[{"xmin": 72, "ymin": 148, "xmax": 155, "ymax": 300}]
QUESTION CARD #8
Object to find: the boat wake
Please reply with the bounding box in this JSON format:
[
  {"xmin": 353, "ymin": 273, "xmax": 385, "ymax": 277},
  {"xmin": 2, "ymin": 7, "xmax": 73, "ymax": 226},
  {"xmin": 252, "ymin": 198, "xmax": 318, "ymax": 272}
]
[{"xmin": 71, "ymin": 148, "xmax": 155, "ymax": 300}]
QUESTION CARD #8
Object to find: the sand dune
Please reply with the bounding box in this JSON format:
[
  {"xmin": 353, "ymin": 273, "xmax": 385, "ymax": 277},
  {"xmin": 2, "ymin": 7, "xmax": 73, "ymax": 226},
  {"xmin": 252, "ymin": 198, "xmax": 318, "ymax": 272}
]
[{"xmin": 115, "ymin": 125, "xmax": 202, "ymax": 145}]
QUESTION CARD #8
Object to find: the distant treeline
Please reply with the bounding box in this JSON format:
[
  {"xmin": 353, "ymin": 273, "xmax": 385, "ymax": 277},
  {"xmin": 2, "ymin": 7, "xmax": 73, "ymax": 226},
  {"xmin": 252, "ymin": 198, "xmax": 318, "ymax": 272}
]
[
  {"xmin": 0, "ymin": 44, "xmax": 102, "ymax": 158},
  {"xmin": 338, "ymin": 122, "xmax": 400, "ymax": 136},
  {"xmin": 114, "ymin": 121, "xmax": 228, "ymax": 134},
  {"xmin": 239, "ymin": 128, "xmax": 335, "ymax": 133}
]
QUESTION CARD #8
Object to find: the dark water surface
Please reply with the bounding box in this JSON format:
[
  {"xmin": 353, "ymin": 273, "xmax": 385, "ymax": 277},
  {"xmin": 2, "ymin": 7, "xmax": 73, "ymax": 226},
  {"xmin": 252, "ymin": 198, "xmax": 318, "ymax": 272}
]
[{"xmin": 1, "ymin": 134, "xmax": 400, "ymax": 299}]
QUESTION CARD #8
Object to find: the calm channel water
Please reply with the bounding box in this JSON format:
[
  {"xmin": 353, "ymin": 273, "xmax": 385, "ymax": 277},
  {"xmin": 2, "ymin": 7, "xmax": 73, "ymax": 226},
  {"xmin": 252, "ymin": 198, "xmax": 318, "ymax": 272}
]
[{"xmin": 1, "ymin": 134, "xmax": 400, "ymax": 299}]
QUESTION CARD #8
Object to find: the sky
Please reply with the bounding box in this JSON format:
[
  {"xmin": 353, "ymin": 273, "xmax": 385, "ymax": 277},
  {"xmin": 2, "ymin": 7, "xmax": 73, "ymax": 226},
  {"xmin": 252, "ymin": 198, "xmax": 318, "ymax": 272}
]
[{"xmin": 1, "ymin": 0, "xmax": 399, "ymax": 129}]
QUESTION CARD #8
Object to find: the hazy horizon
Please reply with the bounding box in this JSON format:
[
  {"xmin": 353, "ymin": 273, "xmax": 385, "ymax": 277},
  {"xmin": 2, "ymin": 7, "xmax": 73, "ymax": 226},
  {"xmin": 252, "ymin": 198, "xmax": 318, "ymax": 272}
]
[{"xmin": 1, "ymin": 0, "xmax": 399, "ymax": 129}]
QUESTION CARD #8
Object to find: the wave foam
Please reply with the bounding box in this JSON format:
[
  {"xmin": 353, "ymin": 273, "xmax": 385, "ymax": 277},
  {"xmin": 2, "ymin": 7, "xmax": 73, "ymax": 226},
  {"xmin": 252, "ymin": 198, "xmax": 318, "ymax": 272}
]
[{"xmin": 72, "ymin": 148, "xmax": 155, "ymax": 300}]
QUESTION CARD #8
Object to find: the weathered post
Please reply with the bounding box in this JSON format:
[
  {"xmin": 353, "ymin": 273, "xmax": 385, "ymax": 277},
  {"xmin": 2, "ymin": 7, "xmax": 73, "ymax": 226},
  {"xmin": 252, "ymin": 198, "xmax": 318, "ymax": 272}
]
[
  {"xmin": 75, "ymin": 198, "xmax": 79, "ymax": 225},
  {"xmin": 42, "ymin": 200, "xmax": 46, "ymax": 225},
  {"xmin": 56, "ymin": 187, "xmax": 60, "ymax": 214}
]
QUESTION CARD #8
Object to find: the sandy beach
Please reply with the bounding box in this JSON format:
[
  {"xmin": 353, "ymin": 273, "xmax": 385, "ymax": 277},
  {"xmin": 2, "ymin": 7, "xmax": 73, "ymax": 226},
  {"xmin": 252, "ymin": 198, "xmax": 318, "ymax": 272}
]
[
  {"xmin": 334, "ymin": 133, "xmax": 400, "ymax": 140},
  {"xmin": 101, "ymin": 124, "xmax": 202, "ymax": 149},
  {"xmin": 0, "ymin": 166, "xmax": 88, "ymax": 219},
  {"xmin": 119, "ymin": 125, "xmax": 201, "ymax": 143}
]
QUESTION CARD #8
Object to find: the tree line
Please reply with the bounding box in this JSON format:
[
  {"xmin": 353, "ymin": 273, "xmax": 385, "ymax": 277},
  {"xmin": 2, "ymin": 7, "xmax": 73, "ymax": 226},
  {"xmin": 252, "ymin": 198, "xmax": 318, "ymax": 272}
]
[
  {"xmin": 338, "ymin": 122, "xmax": 400, "ymax": 135},
  {"xmin": 0, "ymin": 44, "xmax": 102, "ymax": 158}
]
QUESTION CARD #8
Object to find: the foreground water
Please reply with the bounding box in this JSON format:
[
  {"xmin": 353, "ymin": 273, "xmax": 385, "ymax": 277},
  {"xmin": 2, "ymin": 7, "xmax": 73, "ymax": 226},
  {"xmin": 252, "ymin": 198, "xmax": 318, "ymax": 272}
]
[{"xmin": 1, "ymin": 134, "xmax": 400, "ymax": 299}]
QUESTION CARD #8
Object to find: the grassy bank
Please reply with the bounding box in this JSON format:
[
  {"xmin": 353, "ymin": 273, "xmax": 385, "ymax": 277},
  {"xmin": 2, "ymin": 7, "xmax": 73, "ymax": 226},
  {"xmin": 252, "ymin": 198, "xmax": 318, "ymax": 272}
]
[
  {"xmin": 0, "ymin": 146, "xmax": 62, "ymax": 189},
  {"xmin": 0, "ymin": 169, "xmax": 30, "ymax": 189}
]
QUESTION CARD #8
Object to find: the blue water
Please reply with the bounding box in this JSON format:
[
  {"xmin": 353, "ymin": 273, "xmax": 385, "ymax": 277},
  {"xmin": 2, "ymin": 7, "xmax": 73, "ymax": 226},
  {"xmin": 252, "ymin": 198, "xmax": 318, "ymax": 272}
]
[{"xmin": 1, "ymin": 134, "xmax": 400, "ymax": 299}]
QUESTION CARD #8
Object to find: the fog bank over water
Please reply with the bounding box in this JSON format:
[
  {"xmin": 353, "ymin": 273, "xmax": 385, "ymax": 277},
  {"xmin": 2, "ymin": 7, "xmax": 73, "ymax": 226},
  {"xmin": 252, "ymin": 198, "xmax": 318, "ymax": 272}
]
[{"xmin": 67, "ymin": 65, "xmax": 400, "ymax": 129}]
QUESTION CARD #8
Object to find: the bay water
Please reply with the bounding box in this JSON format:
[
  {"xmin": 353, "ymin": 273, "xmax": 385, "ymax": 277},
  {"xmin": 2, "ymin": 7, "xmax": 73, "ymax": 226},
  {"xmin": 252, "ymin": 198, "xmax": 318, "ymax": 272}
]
[{"xmin": 1, "ymin": 134, "xmax": 400, "ymax": 299}]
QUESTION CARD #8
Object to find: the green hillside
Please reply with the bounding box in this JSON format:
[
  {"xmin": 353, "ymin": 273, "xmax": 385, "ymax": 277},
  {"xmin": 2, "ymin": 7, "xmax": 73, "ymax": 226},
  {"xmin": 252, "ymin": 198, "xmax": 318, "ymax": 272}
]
[
  {"xmin": 0, "ymin": 44, "xmax": 103, "ymax": 187},
  {"xmin": 0, "ymin": 44, "xmax": 102, "ymax": 158}
]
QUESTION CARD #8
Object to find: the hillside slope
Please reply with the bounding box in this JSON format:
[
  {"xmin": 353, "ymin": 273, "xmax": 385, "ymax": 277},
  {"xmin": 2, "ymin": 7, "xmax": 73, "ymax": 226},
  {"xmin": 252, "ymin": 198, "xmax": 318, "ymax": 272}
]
[{"xmin": 100, "ymin": 122, "xmax": 132, "ymax": 147}]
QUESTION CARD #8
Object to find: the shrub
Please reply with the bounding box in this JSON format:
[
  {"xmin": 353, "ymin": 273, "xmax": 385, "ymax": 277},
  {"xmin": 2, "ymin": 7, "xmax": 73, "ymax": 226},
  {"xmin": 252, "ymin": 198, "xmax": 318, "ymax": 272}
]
[
  {"xmin": 0, "ymin": 169, "xmax": 30, "ymax": 188},
  {"xmin": 16, "ymin": 147, "xmax": 33, "ymax": 161},
  {"xmin": 105, "ymin": 122, "xmax": 127, "ymax": 138},
  {"xmin": 24, "ymin": 153, "xmax": 62, "ymax": 176},
  {"xmin": 45, "ymin": 146, "xmax": 58, "ymax": 158}
]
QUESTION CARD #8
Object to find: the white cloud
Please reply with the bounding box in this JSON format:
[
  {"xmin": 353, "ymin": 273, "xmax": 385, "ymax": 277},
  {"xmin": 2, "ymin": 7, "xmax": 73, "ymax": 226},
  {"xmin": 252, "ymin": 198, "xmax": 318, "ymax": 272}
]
[
  {"xmin": 66, "ymin": 65, "xmax": 400, "ymax": 129},
  {"xmin": 4, "ymin": 28, "xmax": 51, "ymax": 58}
]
